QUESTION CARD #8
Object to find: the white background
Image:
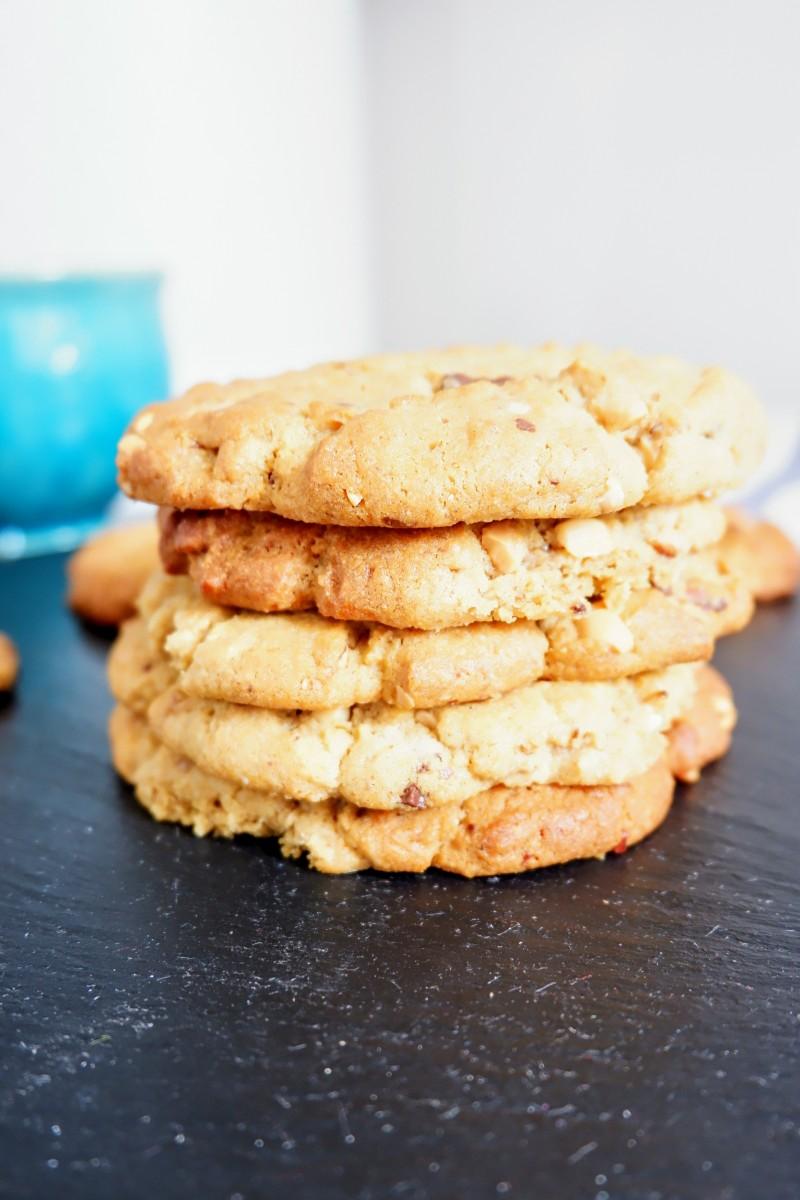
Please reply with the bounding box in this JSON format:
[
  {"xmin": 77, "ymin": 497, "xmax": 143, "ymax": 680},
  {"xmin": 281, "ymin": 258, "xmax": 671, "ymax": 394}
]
[
  {"xmin": 0, "ymin": 0, "xmax": 371, "ymax": 384},
  {"xmin": 1, "ymin": 0, "xmax": 798, "ymax": 419}
]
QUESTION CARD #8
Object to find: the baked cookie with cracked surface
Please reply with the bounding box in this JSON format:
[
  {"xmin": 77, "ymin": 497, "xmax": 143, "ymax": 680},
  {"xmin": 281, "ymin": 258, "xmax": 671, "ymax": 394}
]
[
  {"xmin": 109, "ymin": 640, "xmax": 702, "ymax": 806},
  {"xmin": 109, "ymin": 667, "xmax": 734, "ymax": 876},
  {"xmin": 719, "ymin": 508, "xmax": 800, "ymax": 603},
  {"xmin": 117, "ymin": 345, "xmax": 765, "ymax": 527},
  {"xmin": 68, "ymin": 522, "xmax": 159, "ymax": 625},
  {"xmin": 122, "ymin": 571, "xmax": 747, "ymax": 711},
  {"xmin": 0, "ymin": 632, "xmax": 19, "ymax": 691},
  {"xmin": 158, "ymin": 500, "xmax": 748, "ymax": 631}
]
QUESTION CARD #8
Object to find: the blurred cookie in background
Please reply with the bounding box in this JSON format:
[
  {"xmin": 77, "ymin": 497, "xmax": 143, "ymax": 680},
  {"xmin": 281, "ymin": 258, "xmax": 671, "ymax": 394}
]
[
  {"xmin": 721, "ymin": 508, "xmax": 800, "ymax": 603},
  {"xmin": 68, "ymin": 523, "xmax": 159, "ymax": 626}
]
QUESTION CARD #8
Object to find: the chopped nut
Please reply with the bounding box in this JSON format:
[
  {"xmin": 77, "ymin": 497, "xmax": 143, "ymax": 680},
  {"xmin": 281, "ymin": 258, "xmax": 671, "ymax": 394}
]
[
  {"xmin": 559, "ymin": 361, "xmax": 607, "ymax": 401},
  {"xmin": 599, "ymin": 477, "xmax": 626, "ymax": 510},
  {"xmin": 117, "ymin": 432, "xmax": 147, "ymax": 458},
  {"xmin": 685, "ymin": 584, "xmax": 727, "ymax": 613},
  {"xmin": 400, "ymin": 783, "xmax": 426, "ymax": 809},
  {"xmin": 438, "ymin": 372, "xmax": 476, "ymax": 389},
  {"xmin": 438, "ymin": 373, "xmax": 512, "ymax": 391},
  {"xmin": 134, "ymin": 412, "xmax": 154, "ymax": 433},
  {"xmin": 605, "ymin": 387, "xmax": 647, "ymax": 425},
  {"xmin": 345, "ymin": 489, "xmax": 364, "ymax": 507},
  {"xmin": 481, "ymin": 524, "xmax": 528, "ymax": 574},
  {"xmin": 578, "ymin": 609, "xmax": 634, "ymax": 652},
  {"xmin": 642, "ymin": 706, "xmax": 665, "ymax": 732},
  {"xmin": 385, "ymin": 683, "xmax": 415, "ymax": 709},
  {"xmin": 563, "ymin": 363, "xmax": 647, "ymax": 426},
  {"xmin": 553, "ymin": 517, "xmax": 614, "ymax": 558}
]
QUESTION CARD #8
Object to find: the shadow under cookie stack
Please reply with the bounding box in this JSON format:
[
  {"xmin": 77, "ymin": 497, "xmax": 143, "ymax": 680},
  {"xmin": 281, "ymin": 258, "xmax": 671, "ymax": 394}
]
[{"xmin": 108, "ymin": 345, "xmax": 780, "ymax": 876}]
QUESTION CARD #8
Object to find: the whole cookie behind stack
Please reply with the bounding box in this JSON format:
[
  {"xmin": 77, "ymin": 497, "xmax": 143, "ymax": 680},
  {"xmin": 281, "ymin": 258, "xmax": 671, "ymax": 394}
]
[{"xmin": 109, "ymin": 344, "xmax": 781, "ymax": 875}]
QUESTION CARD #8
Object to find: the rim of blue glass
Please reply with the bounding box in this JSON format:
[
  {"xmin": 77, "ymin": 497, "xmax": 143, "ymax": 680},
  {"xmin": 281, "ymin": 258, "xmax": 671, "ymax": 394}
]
[{"xmin": 0, "ymin": 271, "xmax": 164, "ymax": 289}]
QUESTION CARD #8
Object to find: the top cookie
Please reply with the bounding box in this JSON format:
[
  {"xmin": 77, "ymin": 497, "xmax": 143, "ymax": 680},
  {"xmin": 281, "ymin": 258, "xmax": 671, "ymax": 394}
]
[{"xmin": 117, "ymin": 345, "xmax": 765, "ymax": 528}]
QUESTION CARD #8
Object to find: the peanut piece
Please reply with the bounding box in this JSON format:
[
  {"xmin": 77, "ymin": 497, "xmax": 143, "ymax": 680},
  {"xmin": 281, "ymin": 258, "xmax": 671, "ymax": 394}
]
[{"xmin": 553, "ymin": 518, "xmax": 614, "ymax": 558}]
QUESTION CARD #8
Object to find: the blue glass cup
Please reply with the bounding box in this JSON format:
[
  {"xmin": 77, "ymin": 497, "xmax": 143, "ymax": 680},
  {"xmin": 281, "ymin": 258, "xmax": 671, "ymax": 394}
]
[{"xmin": 0, "ymin": 274, "xmax": 169, "ymax": 557}]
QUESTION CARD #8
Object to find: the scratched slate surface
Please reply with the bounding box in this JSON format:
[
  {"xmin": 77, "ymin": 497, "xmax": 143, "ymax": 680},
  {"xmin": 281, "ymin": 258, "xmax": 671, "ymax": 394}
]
[{"xmin": 0, "ymin": 551, "xmax": 798, "ymax": 1200}]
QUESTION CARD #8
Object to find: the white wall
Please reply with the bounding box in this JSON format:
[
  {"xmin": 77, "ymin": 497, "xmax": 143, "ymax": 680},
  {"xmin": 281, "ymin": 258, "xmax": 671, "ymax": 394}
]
[
  {"xmin": 363, "ymin": 0, "xmax": 800, "ymax": 414},
  {"xmin": 1, "ymin": 0, "xmax": 798, "ymax": 422},
  {"xmin": 0, "ymin": 0, "xmax": 371, "ymax": 389}
]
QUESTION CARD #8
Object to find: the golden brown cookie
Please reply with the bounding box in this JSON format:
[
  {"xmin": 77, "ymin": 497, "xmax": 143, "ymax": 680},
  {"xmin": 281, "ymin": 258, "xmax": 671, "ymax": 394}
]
[
  {"xmin": 125, "ymin": 570, "xmax": 746, "ymax": 711},
  {"xmin": 0, "ymin": 632, "xmax": 19, "ymax": 691},
  {"xmin": 158, "ymin": 501, "xmax": 747, "ymax": 631},
  {"xmin": 68, "ymin": 523, "xmax": 159, "ymax": 625},
  {"xmin": 109, "ymin": 666, "xmax": 734, "ymax": 876},
  {"xmin": 109, "ymin": 627, "xmax": 701, "ymax": 804},
  {"xmin": 720, "ymin": 508, "xmax": 800, "ymax": 602},
  {"xmin": 117, "ymin": 345, "xmax": 765, "ymax": 527},
  {"xmin": 667, "ymin": 664, "xmax": 737, "ymax": 782}
]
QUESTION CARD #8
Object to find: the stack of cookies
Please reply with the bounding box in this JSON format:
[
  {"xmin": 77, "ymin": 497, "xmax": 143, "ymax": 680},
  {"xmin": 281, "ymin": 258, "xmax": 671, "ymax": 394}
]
[{"xmin": 108, "ymin": 345, "xmax": 769, "ymax": 877}]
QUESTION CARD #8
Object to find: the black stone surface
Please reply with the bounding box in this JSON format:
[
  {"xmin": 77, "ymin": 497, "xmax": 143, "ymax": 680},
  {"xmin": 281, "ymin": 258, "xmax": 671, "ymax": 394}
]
[{"xmin": 1, "ymin": 552, "xmax": 798, "ymax": 1200}]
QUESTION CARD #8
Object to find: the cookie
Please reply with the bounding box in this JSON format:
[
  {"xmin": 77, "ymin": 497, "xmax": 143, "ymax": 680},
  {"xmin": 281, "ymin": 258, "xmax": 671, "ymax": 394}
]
[
  {"xmin": 117, "ymin": 345, "xmax": 765, "ymax": 527},
  {"xmin": 107, "ymin": 614, "xmax": 180, "ymax": 716},
  {"xmin": 667, "ymin": 664, "xmax": 737, "ymax": 783},
  {"xmin": 719, "ymin": 509, "xmax": 800, "ymax": 603},
  {"xmin": 158, "ymin": 501, "xmax": 747, "ymax": 631},
  {"xmin": 109, "ymin": 637, "xmax": 701, "ymax": 804},
  {"xmin": 68, "ymin": 523, "xmax": 159, "ymax": 625},
  {"xmin": 109, "ymin": 666, "xmax": 734, "ymax": 876},
  {"xmin": 126, "ymin": 571, "xmax": 742, "ymax": 711},
  {"xmin": 0, "ymin": 632, "xmax": 19, "ymax": 691}
]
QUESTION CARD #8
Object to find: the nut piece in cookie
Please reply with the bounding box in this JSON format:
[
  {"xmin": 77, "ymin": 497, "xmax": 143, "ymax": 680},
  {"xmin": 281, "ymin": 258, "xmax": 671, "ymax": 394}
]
[
  {"xmin": 0, "ymin": 633, "xmax": 19, "ymax": 692},
  {"xmin": 68, "ymin": 523, "xmax": 159, "ymax": 625}
]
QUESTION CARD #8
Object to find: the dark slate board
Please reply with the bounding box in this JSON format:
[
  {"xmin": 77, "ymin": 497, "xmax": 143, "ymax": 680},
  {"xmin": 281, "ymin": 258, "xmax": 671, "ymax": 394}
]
[{"xmin": 1, "ymin": 551, "xmax": 798, "ymax": 1200}]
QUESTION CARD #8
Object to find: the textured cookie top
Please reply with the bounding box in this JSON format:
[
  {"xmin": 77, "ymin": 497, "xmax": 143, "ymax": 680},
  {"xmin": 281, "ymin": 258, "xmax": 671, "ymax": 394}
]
[{"xmin": 118, "ymin": 345, "xmax": 765, "ymax": 527}]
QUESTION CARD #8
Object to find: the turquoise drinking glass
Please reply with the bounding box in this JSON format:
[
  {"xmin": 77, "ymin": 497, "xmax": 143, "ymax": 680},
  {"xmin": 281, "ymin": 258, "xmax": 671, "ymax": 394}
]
[{"xmin": 0, "ymin": 274, "xmax": 169, "ymax": 557}]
